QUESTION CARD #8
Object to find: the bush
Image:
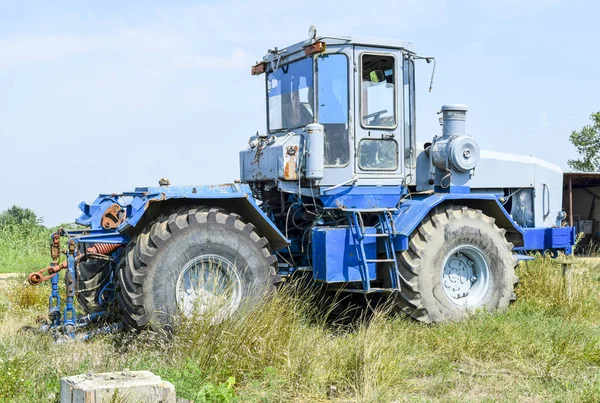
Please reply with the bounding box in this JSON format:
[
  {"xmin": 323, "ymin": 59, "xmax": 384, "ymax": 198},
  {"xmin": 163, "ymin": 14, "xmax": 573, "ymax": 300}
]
[{"xmin": 0, "ymin": 206, "xmax": 51, "ymax": 274}]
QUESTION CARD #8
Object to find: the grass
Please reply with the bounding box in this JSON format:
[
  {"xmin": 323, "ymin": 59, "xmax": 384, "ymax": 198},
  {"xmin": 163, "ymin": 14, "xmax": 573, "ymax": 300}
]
[
  {"xmin": 0, "ymin": 210, "xmax": 599, "ymax": 401},
  {"xmin": 0, "ymin": 223, "xmax": 51, "ymax": 274},
  {"xmin": 0, "ymin": 255, "xmax": 599, "ymax": 402}
]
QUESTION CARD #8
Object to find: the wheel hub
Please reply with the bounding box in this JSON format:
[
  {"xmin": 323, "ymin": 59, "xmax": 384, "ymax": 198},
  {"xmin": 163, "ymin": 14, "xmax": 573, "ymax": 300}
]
[
  {"xmin": 176, "ymin": 254, "xmax": 242, "ymax": 325},
  {"xmin": 441, "ymin": 246, "xmax": 489, "ymax": 306}
]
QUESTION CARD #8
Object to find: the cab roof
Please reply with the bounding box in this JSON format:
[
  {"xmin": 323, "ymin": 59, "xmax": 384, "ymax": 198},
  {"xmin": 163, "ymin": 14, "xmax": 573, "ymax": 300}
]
[{"xmin": 260, "ymin": 35, "xmax": 417, "ymax": 64}]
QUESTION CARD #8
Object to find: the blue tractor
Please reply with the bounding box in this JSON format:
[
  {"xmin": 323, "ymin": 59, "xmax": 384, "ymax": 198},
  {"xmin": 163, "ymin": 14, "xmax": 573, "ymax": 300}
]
[{"xmin": 28, "ymin": 27, "xmax": 575, "ymax": 337}]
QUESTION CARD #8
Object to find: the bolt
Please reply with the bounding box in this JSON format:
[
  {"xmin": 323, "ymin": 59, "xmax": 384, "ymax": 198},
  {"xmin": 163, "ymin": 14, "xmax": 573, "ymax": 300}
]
[
  {"xmin": 467, "ymin": 260, "xmax": 474, "ymax": 266},
  {"xmin": 471, "ymin": 276, "xmax": 477, "ymax": 283},
  {"xmin": 463, "ymin": 149, "xmax": 471, "ymax": 158}
]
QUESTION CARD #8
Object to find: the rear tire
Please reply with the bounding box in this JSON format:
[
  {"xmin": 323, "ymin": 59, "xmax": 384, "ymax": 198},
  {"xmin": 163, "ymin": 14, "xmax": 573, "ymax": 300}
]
[
  {"xmin": 76, "ymin": 259, "xmax": 111, "ymax": 313},
  {"xmin": 394, "ymin": 205, "xmax": 518, "ymax": 322},
  {"xmin": 116, "ymin": 207, "xmax": 278, "ymax": 331}
]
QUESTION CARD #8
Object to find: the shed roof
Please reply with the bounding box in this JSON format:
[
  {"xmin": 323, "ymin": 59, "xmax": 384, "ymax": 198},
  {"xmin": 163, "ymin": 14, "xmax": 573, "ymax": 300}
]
[{"xmin": 564, "ymin": 172, "xmax": 600, "ymax": 187}]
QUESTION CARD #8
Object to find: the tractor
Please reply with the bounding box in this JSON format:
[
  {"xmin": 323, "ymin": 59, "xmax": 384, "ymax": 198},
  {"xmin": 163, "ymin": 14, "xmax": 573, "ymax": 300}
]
[{"xmin": 27, "ymin": 27, "xmax": 575, "ymax": 338}]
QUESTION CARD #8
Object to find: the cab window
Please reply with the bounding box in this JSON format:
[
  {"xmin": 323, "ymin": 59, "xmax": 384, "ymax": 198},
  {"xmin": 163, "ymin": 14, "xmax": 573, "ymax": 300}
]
[
  {"xmin": 358, "ymin": 139, "xmax": 398, "ymax": 170},
  {"xmin": 318, "ymin": 54, "xmax": 349, "ymax": 167},
  {"xmin": 267, "ymin": 57, "xmax": 314, "ymax": 132},
  {"xmin": 360, "ymin": 54, "xmax": 396, "ymax": 128}
]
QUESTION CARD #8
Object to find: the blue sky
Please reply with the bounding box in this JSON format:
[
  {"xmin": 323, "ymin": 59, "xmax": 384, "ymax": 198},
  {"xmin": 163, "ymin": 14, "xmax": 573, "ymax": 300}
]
[{"xmin": 0, "ymin": 0, "xmax": 598, "ymax": 226}]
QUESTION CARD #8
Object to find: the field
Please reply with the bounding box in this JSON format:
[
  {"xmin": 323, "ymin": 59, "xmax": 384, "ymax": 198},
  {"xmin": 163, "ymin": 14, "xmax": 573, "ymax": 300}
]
[{"xmin": 1, "ymin": 214, "xmax": 600, "ymax": 402}]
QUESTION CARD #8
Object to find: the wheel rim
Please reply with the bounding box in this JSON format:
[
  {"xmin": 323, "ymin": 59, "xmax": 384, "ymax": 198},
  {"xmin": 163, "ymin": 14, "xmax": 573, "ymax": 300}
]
[
  {"xmin": 176, "ymin": 254, "xmax": 242, "ymax": 325},
  {"xmin": 441, "ymin": 245, "xmax": 490, "ymax": 307}
]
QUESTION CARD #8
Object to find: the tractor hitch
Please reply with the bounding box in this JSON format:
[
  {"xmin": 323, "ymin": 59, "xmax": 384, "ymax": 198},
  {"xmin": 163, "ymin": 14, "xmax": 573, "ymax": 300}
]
[{"xmin": 25, "ymin": 229, "xmax": 124, "ymax": 340}]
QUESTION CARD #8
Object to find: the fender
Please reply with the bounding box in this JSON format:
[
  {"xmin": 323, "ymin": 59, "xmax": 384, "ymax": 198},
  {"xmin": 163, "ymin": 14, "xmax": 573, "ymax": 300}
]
[
  {"xmin": 393, "ymin": 192, "xmax": 525, "ymax": 250},
  {"xmin": 74, "ymin": 183, "xmax": 289, "ymax": 251}
]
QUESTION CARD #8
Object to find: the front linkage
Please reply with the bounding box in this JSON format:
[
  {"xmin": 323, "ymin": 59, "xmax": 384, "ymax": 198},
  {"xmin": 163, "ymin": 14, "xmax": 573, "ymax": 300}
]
[{"xmin": 27, "ymin": 229, "xmax": 123, "ymax": 341}]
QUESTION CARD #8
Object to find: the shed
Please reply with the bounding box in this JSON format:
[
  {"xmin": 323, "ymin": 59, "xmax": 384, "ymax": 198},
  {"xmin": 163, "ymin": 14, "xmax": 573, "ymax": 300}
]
[{"xmin": 563, "ymin": 172, "xmax": 600, "ymax": 242}]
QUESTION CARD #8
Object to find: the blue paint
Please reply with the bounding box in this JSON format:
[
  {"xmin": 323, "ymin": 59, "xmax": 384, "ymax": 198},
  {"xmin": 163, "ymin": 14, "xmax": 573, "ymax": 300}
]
[
  {"xmin": 75, "ymin": 183, "xmax": 289, "ymax": 251},
  {"xmin": 434, "ymin": 185, "xmax": 471, "ymax": 194},
  {"xmin": 515, "ymin": 226, "xmax": 575, "ymax": 255},
  {"xmin": 62, "ymin": 241, "xmax": 77, "ymax": 337},
  {"xmin": 48, "ymin": 267, "xmax": 61, "ymax": 326},
  {"xmin": 312, "ymin": 226, "xmax": 378, "ymax": 283},
  {"xmin": 319, "ymin": 185, "xmax": 405, "ymax": 209},
  {"xmin": 393, "ymin": 192, "xmax": 523, "ymax": 239}
]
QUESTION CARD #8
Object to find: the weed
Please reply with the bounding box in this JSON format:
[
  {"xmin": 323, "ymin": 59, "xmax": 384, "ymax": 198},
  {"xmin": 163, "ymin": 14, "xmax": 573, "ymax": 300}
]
[
  {"xmin": 1, "ymin": 224, "xmax": 600, "ymax": 401},
  {"xmin": 195, "ymin": 377, "xmax": 238, "ymax": 403}
]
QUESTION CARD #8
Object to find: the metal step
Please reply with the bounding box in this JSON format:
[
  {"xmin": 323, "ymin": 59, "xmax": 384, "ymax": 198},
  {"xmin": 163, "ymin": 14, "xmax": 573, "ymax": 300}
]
[
  {"xmin": 366, "ymin": 258, "xmax": 395, "ymax": 263},
  {"xmin": 341, "ymin": 207, "xmax": 398, "ymax": 213},
  {"xmin": 342, "ymin": 287, "xmax": 397, "ymax": 294},
  {"xmin": 363, "ymin": 233, "xmax": 390, "ymax": 238}
]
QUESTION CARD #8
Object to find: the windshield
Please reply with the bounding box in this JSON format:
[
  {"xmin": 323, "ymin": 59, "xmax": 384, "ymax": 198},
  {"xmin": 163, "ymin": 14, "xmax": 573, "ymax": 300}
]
[{"xmin": 267, "ymin": 57, "xmax": 314, "ymax": 132}]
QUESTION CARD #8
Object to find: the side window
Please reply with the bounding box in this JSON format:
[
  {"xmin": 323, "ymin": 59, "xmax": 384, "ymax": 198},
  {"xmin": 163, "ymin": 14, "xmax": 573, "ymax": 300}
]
[
  {"xmin": 358, "ymin": 139, "xmax": 398, "ymax": 170},
  {"xmin": 361, "ymin": 54, "xmax": 396, "ymax": 128},
  {"xmin": 318, "ymin": 54, "xmax": 349, "ymax": 167}
]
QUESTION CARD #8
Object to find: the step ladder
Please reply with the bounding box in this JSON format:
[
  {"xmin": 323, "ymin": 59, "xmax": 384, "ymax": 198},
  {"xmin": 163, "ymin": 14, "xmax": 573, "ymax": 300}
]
[{"xmin": 345, "ymin": 208, "xmax": 402, "ymax": 294}]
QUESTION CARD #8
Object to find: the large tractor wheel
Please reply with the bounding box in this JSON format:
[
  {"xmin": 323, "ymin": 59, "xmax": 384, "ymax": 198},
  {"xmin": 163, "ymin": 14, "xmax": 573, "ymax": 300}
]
[
  {"xmin": 76, "ymin": 259, "xmax": 112, "ymax": 313},
  {"xmin": 394, "ymin": 205, "xmax": 519, "ymax": 322},
  {"xmin": 116, "ymin": 207, "xmax": 278, "ymax": 331}
]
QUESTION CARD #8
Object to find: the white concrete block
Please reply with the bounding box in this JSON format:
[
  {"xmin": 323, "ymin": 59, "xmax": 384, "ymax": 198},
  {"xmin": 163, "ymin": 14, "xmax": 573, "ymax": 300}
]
[{"xmin": 60, "ymin": 370, "xmax": 176, "ymax": 403}]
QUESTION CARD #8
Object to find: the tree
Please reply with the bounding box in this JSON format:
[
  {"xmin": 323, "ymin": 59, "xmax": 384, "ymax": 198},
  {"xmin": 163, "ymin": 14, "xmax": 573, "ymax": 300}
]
[
  {"xmin": 568, "ymin": 112, "xmax": 600, "ymax": 172},
  {"xmin": 0, "ymin": 205, "xmax": 43, "ymax": 228}
]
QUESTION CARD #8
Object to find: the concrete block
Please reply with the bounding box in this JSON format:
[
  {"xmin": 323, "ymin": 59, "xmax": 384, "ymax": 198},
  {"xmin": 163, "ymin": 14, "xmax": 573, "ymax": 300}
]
[{"xmin": 60, "ymin": 370, "xmax": 176, "ymax": 403}]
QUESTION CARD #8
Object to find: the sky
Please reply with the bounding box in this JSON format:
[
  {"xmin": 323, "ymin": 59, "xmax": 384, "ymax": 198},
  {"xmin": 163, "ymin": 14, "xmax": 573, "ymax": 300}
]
[{"xmin": 0, "ymin": 0, "xmax": 599, "ymax": 226}]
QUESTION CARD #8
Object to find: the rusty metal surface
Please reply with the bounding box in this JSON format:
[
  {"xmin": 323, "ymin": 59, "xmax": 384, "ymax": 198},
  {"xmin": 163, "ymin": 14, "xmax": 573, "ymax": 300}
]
[
  {"xmin": 101, "ymin": 204, "xmax": 124, "ymax": 230},
  {"xmin": 251, "ymin": 62, "xmax": 266, "ymax": 75},
  {"xmin": 51, "ymin": 233, "xmax": 60, "ymax": 261},
  {"xmin": 87, "ymin": 243, "xmax": 122, "ymax": 256},
  {"xmin": 27, "ymin": 243, "xmax": 123, "ymax": 286},
  {"xmin": 27, "ymin": 261, "xmax": 67, "ymax": 285},
  {"xmin": 304, "ymin": 41, "xmax": 326, "ymax": 56},
  {"xmin": 283, "ymin": 145, "xmax": 299, "ymax": 180}
]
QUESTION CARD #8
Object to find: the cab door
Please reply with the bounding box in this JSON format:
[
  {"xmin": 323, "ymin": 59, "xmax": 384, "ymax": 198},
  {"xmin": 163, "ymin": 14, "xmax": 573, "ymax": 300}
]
[{"xmin": 353, "ymin": 47, "xmax": 404, "ymax": 183}]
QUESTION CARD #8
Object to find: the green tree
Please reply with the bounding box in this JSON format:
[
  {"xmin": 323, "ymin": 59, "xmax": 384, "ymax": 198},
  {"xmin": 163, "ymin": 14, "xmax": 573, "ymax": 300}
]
[
  {"xmin": 568, "ymin": 112, "xmax": 600, "ymax": 171},
  {"xmin": 0, "ymin": 205, "xmax": 42, "ymax": 229}
]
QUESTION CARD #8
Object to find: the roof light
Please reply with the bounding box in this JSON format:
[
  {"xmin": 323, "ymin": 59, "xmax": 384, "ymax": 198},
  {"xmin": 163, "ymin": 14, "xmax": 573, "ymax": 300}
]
[
  {"xmin": 304, "ymin": 41, "xmax": 326, "ymax": 56},
  {"xmin": 251, "ymin": 62, "xmax": 267, "ymax": 76},
  {"xmin": 308, "ymin": 25, "xmax": 317, "ymax": 41}
]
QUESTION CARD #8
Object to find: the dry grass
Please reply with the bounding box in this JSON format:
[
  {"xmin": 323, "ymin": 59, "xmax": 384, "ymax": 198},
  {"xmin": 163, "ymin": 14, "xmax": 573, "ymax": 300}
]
[{"xmin": 0, "ymin": 257, "xmax": 599, "ymax": 402}]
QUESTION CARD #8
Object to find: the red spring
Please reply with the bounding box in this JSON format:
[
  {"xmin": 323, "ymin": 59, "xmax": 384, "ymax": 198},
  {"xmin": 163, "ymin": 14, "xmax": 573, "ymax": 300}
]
[{"xmin": 87, "ymin": 243, "xmax": 123, "ymax": 255}]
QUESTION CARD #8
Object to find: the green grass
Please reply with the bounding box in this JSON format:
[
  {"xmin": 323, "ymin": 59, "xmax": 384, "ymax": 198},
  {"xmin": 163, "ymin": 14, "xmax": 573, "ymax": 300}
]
[
  {"xmin": 0, "ymin": 223, "xmax": 51, "ymax": 274},
  {"xmin": 0, "ymin": 255, "xmax": 599, "ymax": 402}
]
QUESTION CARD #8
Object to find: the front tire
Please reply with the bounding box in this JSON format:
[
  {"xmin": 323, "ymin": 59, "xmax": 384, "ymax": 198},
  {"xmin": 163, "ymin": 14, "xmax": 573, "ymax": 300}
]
[
  {"xmin": 116, "ymin": 207, "xmax": 278, "ymax": 331},
  {"xmin": 394, "ymin": 205, "xmax": 519, "ymax": 322}
]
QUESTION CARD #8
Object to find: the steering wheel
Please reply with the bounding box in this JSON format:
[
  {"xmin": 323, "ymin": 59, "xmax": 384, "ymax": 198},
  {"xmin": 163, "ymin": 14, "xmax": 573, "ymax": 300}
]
[{"xmin": 363, "ymin": 109, "xmax": 388, "ymax": 124}]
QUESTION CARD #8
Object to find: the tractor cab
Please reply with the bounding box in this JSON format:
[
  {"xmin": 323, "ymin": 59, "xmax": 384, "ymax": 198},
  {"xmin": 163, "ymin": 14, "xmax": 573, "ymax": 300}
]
[{"xmin": 240, "ymin": 27, "xmax": 428, "ymax": 200}]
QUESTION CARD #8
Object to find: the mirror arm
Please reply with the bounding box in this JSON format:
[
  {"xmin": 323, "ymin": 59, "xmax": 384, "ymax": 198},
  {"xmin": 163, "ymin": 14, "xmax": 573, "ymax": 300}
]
[{"xmin": 412, "ymin": 55, "xmax": 437, "ymax": 93}]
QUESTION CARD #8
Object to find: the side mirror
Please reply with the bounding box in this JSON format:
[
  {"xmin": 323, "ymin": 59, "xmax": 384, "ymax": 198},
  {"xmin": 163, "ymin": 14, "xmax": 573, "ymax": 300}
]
[{"xmin": 369, "ymin": 70, "xmax": 385, "ymax": 83}]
